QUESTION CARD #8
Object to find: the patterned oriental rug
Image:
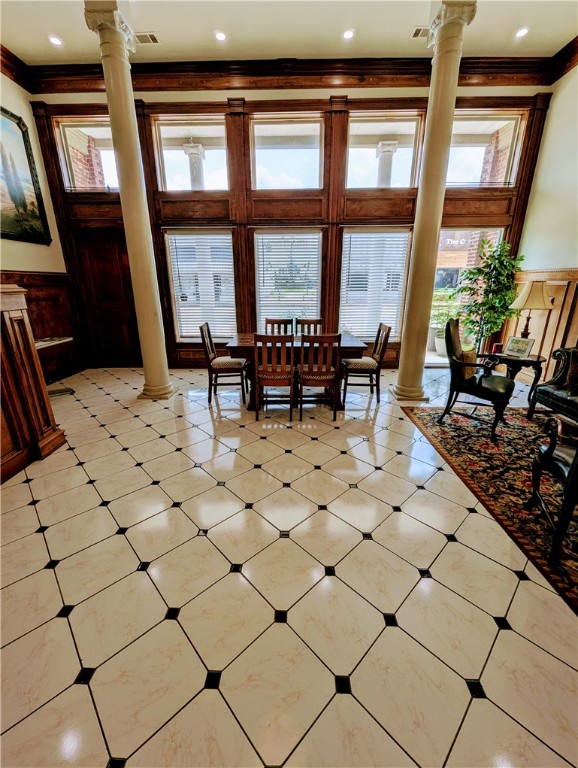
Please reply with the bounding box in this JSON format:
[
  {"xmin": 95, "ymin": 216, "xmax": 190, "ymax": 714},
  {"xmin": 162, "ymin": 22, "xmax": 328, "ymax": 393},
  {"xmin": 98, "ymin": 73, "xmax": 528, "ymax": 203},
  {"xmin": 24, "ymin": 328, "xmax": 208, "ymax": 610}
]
[{"xmin": 402, "ymin": 406, "xmax": 578, "ymax": 614}]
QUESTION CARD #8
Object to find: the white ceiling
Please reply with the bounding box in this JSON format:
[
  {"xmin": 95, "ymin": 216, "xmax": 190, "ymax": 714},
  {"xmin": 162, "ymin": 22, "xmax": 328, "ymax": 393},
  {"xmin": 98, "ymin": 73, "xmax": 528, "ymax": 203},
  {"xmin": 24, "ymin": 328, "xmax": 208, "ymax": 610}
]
[{"xmin": 1, "ymin": 0, "xmax": 577, "ymax": 67}]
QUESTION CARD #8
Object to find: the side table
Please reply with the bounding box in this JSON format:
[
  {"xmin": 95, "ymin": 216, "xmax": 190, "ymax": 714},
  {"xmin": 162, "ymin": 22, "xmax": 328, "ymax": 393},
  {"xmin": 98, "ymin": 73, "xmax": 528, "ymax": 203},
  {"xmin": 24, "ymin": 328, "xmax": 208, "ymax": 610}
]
[{"xmin": 494, "ymin": 352, "xmax": 546, "ymax": 403}]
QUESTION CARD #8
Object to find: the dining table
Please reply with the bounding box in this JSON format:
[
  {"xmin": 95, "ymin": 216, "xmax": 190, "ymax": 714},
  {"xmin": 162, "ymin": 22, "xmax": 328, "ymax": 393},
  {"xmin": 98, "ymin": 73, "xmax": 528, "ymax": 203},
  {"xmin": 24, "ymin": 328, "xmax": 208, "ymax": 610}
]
[{"xmin": 226, "ymin": 332, "xmax": 368, "ymax": 411}]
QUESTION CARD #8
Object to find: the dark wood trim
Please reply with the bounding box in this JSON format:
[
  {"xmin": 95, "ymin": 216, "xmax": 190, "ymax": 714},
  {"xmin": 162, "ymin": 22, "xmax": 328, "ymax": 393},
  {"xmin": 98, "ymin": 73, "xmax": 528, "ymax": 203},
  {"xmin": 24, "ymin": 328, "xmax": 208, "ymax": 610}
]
[
  {"xmin": 550, "ymin": 36, "xmax": 578, "ymax": 84},
  {"xmin": 0, "ymin": 44, "xmax": 33, "ymax": 91},
  {"xmin": 17, "ymin": 55, "xmax": 566, "ymax": 94}
]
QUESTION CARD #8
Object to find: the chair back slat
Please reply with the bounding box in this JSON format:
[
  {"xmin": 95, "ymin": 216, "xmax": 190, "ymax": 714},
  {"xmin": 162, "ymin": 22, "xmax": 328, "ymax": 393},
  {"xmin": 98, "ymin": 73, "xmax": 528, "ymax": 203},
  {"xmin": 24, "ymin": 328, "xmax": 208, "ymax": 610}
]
[
  {"xmin": 265, "ymin": 318, "xmax": 294, "ymax": 335},
  {"xmin": 300, "ymin": 334, "xmax": 341, "ymax": 378},
  {"xmin": 295, "ymin": 318, "xmax": 323, "ymax": 336},
  {"xmin": 199, "ymin": 322, "xmax": 217, "ymax": 363},
  {"xmin": 254, "ymin": 334, "xmax": 294, "ymax": 383},
  {"xmin": 371, "ymin": 323, "xmax": 392, "ymax": 365}
]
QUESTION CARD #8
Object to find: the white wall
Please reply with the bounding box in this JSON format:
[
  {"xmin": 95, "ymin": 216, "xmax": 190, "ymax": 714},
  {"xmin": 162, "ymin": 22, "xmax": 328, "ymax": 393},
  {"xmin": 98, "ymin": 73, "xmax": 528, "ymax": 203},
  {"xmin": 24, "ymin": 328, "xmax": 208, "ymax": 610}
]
[
  {"xmin": 519, "ymin": 67, "xmax": 578, "ymax": 270},
  {"xmin": 1, "ymin": 74, "xmax": 66, "ymax": 273}
]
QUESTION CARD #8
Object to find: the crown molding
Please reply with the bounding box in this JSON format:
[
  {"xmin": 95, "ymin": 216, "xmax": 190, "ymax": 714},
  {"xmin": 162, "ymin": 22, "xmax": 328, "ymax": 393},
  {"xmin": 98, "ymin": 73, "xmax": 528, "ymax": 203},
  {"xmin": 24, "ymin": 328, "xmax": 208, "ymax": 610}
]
[{"xmin": 2, "ymin": 46, "xmax": 576, "ymax": 95}]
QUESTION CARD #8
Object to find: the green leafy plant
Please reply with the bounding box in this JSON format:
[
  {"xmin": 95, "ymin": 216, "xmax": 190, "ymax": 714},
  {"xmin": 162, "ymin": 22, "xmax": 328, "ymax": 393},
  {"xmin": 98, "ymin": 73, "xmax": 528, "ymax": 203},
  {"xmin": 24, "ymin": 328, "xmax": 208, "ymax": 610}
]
[
  {"xmin": 451, "ymin": 239, "xmax": 524, "ymax": 351},
  {"xmin": 430, "ymin": 288, "xmax": 462, "ymax": 338}
]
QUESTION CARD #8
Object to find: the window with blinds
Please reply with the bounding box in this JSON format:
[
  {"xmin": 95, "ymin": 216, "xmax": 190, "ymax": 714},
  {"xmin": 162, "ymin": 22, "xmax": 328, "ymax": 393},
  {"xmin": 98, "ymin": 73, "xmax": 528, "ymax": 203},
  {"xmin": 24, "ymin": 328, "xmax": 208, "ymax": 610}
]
[
  {"xmin": 254, "ymin": 231, "xmax": 322, "ymax": 332},
  {"xmin": 165, "ymin": 231, "xmax": 237, "ymax": 340},
  {"xmin": 339, "ymin": 229, "xmax": 410, "ymax": 339}
]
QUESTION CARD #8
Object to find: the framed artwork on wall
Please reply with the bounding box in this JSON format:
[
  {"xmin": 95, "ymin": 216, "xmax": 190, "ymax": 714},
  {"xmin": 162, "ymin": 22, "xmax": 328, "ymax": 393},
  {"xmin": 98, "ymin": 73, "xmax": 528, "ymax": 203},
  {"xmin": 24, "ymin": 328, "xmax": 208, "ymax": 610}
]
[{"xmin": 1, "ymin": 106, "xmax": 51, "ymax": 245}]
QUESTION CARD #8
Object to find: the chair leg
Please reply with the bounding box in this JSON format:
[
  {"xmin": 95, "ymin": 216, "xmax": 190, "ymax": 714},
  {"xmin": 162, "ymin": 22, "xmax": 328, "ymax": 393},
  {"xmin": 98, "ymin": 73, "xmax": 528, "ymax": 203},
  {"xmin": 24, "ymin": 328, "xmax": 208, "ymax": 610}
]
[
  {"xmin": 548, "ymin": 496, "xmax": 576, "ymax": 567},
  {"xmin": 299, "ymin": 380, "xmax": 304, "ymax": 421},
  {"xmin": 490, "ymin": 402, "xmax": 507, "ymax": 442},
  {"xmin": 376, "ymin": 373, "xmax": 381, "ymax": 404},
  {"xmin": 208, "ymin": 370, "xmax": 213, "ymax": 404},
  {"xmin": 240, "ymin": 370, "xmax": 246, "ymax": 405},
  {"xmin": 369, "ymin": 373, "xmax": 374, "ymax": 396},
  {"xmin": 342, "ymin": 371, "xmax": 348, "ymax": 403},
  {"xmin": 332, "ymin": 383, "xmax": 338, "ymax": 421},
  {"xmin": 255, "ymin": 382, "xmax": 260, "ymax": 421},
  {"xmin": 437, "ymin": 388, "xmax": 456, "ymax": 424}
]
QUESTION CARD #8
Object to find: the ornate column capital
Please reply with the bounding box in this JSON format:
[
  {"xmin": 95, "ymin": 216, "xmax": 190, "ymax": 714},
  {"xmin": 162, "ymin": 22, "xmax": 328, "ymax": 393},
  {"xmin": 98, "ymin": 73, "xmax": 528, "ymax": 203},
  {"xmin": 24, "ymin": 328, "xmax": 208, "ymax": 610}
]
[
  {"xmin": 84, "ymin": 1, "xmax": 137, "ymax": 52},
  {"xmin": 376, "ymin": 141, "xmax": 398, "ymax": 158},
  {"xmin": 183, "ymin": 143, "xmax": 205, "ymax": 159},
  {"xmin": 428, "ymin": 1, "xmax": 477, "ymax": 48}
]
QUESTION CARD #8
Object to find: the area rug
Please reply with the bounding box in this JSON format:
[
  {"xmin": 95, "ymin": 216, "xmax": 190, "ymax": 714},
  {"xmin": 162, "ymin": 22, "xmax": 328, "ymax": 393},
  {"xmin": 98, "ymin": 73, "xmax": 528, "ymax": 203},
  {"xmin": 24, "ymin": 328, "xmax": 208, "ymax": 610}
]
[{"xmin": 402, "ymin": 406, "xmax": 578, "ymax": 614}]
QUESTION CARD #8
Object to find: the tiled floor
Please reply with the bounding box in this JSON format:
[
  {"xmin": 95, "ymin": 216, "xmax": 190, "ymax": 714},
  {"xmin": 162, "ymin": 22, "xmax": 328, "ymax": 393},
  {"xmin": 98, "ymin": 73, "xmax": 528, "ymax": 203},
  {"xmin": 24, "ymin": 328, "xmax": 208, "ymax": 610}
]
[{"xmin": 1, "ymin": 367, "xmax": 577, "ymax": 768}]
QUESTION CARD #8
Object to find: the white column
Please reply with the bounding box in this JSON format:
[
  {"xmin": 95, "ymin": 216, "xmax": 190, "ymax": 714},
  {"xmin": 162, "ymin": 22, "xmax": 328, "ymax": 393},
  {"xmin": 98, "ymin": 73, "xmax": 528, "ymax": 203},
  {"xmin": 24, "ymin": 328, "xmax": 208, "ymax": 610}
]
[
  {"xmin": 183, "ymin": 142, "xmax": 205, "ymax": 190},
  {"xmin": 85, "ymin": 1, "xmax": 176, "ymax": 399},
  {"xmin": 376, "ymin": 141, "xmax": 398, "ymax": 187},
  {"xmin": 391, "ymin": 0, "xmax": 476, "ymax": 400}
]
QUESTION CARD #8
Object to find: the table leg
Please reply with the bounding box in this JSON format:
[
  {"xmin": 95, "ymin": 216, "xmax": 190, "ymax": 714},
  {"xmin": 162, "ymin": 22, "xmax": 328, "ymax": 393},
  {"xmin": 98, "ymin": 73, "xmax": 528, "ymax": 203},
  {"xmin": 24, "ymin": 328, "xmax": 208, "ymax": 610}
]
[{"xmin": 527, "ymin": 363, "xmax": 543, "ymax": 404}]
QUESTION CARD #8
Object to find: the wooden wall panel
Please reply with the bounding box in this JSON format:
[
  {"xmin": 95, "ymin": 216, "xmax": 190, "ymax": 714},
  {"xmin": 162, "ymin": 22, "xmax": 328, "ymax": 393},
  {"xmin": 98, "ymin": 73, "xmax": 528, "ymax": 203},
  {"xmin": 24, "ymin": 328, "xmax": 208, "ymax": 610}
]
[
  {"xmin": 344, "ymin": 192, "xmax": 416, "ymax": 222},
  {"xmin": 250, "ymin": 196, "xmax": 325, "ymax": 222},
  {"xmin": 157, "ymin": 197, "xmax": 232, "ymax": 223}
]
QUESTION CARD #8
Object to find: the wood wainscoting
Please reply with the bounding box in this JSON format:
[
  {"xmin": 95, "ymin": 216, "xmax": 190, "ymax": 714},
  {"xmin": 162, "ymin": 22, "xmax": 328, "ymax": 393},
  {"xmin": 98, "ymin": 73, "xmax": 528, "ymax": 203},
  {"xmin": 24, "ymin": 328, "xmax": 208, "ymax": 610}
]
[
  {"xmin": 0, "ymin": 271, "xmax": 82, "ymax": 384},
  {"xmin": 502, "ymin": 268, "xmax": 578, "ymax": 384}
]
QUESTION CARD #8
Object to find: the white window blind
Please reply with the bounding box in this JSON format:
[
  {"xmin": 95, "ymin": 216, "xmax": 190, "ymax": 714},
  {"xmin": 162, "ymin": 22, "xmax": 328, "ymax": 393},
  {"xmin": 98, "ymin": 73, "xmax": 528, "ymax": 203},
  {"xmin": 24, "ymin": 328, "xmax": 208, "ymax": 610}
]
[
  {"xmin": 339, "ymin": 230, "xmax": 410, "ymax": 338},
  {"xmin": 166, "ymin": 231, "xmax": 237, "ymax": 340},
  {"xmin": 255, "ymin": 231, "xmax": 322, "ymax": 332}
]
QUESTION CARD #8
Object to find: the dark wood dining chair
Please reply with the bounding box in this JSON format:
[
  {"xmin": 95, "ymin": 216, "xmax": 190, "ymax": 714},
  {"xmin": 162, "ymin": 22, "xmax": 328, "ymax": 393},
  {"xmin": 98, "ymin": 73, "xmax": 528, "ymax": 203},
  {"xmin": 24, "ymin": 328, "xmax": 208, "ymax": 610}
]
[
  {"xmin": 199, "ymin": 322, "xmax": 247, "ymax": 405},
  {"xmin": 295, "ymin": 318, "xmax": 323, "ymax": 336},
  {"xmin": 265, "ymin": 318, "xmax": 294, "ymax": 335},
  {"xmin": 342, "ymin": 323, "xmax": 391, "ymax": 404},
  {"xmin": 297, "ymin": 333, "xmax": 341, "ymax": 421},
  {"xmin": 254, "ymin": 333, "xmax": 295, "ymax": 421}
]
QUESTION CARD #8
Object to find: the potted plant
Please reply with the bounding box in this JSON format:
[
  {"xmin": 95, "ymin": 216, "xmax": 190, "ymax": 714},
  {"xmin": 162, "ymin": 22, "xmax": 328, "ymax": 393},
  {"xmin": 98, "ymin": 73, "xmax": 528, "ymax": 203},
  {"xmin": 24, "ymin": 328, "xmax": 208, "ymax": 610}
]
[{"xmin": 451, "ymin": 239, "xmax": 524, "ymax": 352}]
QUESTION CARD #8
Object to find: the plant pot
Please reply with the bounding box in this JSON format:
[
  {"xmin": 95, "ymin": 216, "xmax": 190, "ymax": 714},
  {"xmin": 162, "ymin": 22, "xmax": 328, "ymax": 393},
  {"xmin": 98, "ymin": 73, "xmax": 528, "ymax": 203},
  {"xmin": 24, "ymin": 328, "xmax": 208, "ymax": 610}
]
[{"xmin": 434, "ymin": 335, "xmax": 447, "ymax": 356}]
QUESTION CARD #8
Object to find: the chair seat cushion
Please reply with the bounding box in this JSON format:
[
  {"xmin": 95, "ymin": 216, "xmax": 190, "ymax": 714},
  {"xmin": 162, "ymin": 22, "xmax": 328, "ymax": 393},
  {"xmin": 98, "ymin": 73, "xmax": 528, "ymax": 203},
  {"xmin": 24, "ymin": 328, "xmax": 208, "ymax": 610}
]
[
  {"xmin": 477, "ymin": 374, "xmax": 516, "ymax": 398},
  {"xmin": 342, "ymin": 357, "xmax": 377, "ymax": 371},
  {"xmin": 212, "ymin": 357, "xmax": 245, "ymax": 370}
]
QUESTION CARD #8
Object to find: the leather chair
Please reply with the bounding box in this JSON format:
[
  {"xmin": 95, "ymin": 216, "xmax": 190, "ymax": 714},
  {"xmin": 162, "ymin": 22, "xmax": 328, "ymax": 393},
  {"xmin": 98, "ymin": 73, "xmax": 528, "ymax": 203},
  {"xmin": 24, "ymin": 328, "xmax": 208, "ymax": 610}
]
[
  {"xmin": 297, "ymin": 333, "xmax": 341, "ymax": 421},
  {"xmin": 527, "ymin": 346, "xmax": 578, "ymax": 423},
  {"xmin": 264, "ymin": 318, "xmax": 294, "ymax": 335},
  {"xmin": 525, "ymin": 416, "xmax": 578, "ymax": 567},
  {"xmin": 342, "ymin": 322, "xmax": 391, "ymax": 404},
  {"xmin": 199, "ymin": 322, "xmax": 247, "ymax": 405},
  {"xmin": 254, "ymin": 333, "xmax": 295, "ymax": 421},
  {"xmin": 295, "ymin": 318, "xmax": 323, "ymax": 335},
  {"xmin": 437, "ymin": 318, "xmax": 515, "ymax": 442}
]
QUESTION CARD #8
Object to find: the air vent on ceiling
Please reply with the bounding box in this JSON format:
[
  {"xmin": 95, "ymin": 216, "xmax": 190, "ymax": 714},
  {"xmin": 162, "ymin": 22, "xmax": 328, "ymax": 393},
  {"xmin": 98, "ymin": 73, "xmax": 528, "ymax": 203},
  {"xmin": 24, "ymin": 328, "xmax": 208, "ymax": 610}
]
[
  {"xmin": 135, "ymin": 32, "xmax": 159, "ymax": 45},
  {"xmin": 411, "ymin": 26, "xmax": 429, "ymax": 39}
]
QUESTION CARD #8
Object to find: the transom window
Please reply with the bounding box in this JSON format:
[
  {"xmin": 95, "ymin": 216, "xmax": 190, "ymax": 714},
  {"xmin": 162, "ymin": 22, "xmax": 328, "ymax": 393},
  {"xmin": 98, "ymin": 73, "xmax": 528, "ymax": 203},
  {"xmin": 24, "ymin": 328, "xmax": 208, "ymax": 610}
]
[
  {"xmin": 155, "ymin": 119, "xmax": 228, "ymax": 191},
  {"xmin": 55, "ymin": 119, "xmax": 118, "ymax": 191},
  {"xmin": 339, "ymin": 229, "xmax": 410, "ymax": 338},
  {"xmin": 251, "ymin": 118, "xmax": 323, "ymax": 190},
  {"xmin": 447, "ymin": 115, "xmax": 523, "ymax": 186},
  {"xmin": 254, "ymin": 230, "xmax": 322, "ymax": 332},
  {"xmin": 165, "ymin": 230, "xmax": 237, "ymax": 340},
  {"xmin": 346, "ymin": 116, "xmax": 419, "ymax": 188}
]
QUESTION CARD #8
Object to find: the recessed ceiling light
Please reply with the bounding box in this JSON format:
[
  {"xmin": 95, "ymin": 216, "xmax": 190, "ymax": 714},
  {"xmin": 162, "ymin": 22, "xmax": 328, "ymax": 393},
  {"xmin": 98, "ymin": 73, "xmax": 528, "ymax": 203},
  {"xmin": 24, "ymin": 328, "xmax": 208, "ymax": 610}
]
[
  {"xmin": 215, "ymin": 31, "xmax": 227, "ymax": 42},
  {"xmin": 515, "ymin": 27, "xmax": 529, "ymax": 38},
  {"xmin": 343, "ymin": 29, "xmax": 355, "ymax": 40},
  {"xmin": 48, "ymin": 35, "xmax": 63, "ymax": 47}
]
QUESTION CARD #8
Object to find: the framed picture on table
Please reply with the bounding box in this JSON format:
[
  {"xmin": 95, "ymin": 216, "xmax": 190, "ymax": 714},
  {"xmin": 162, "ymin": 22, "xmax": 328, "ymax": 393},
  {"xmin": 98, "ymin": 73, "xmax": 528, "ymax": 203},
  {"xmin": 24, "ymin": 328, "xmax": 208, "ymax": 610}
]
[{"xmin": 503, "ymin": 336, "xmax": 535, "ymax": 358}]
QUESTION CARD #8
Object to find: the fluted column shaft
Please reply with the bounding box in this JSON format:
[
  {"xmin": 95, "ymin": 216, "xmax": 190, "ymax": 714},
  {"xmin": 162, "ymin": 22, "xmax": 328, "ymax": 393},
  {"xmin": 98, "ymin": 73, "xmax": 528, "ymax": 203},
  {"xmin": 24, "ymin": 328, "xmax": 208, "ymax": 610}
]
[
  {"xmin": 391, "ymin": 1, "xmax": 476, "ymax": 400},
  {"xmin": 85, "ymin": 2, "xmax": 176, "ymax": 399}
]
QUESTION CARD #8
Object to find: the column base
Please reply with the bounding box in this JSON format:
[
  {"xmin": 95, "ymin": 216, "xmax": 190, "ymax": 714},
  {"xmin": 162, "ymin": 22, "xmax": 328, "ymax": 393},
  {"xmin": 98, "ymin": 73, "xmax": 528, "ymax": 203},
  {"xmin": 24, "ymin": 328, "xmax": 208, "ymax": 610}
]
[
  {"xmin": 138, "ymin": 381, "xmax": 178, "ymax": 400},
  {"xmin": 389, "ymin": 383, "xmax": 430, "ymax": 402}
]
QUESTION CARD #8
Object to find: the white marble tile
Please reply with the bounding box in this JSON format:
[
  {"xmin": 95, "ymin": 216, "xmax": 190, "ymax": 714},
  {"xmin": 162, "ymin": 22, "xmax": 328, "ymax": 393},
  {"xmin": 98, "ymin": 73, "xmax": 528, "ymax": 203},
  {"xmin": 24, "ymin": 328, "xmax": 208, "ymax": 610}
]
[
  {"xmin": 225, "ymin": 467, "xmax": 283, "ymax": 503},
  {"xmin": 291, "ymin": 469, "xmax": 349, "ymax": 506},
  {"xmin": 431, "ymin": 542, "xmax": 519, "ymax": 616},
  {"xmin": 107, "ymin": 484, "xmax": 173, "ymax": 528},
  {"xmin": 373, "ymin": 511, "xmax": 447, "ymax": 568},
  {"xmin": 81, "ymin": 450, "xmax": 137, "ymax": 480},
  {"xmin": 1, "ymin": 618, "xmax": 80, "ymax": 731},
  {"xmin": 35, "ymin": 483, "xmax": 102, "ymax": 527},
  {"xmin": 179, "ymin": 573, "xmax": 272, "ymax": 670},
  {"xmin": 507, "ymin": 580, "xmax": 578, "ymax": 669},
  {"xmin": 69, "ymin": 572, "xmax": 166, "ymax": 667},
  {"xmin": 1, "ymin": 569, "xmax": 62, "ymax": 646},
  {"xmin": 181, "ymin": 485, "xmax": 245, "ymax": 529},
  {"xmin": 221, "ymin": 624, "xmax": 334, "ymax": 766},
  {"xmin": 126, "ymin": 508, "xmax": 198, "ymax": 561},
  {"xmin": 447, "ymin": 698, "xmax": 571, "ymax": 767},
  {"xmin": 1, "ymin": 533, "xmax": 49, "ymax": 588},
  {"xmin": 291, "ymin": 510, "xmax": 362, "ymax": 565},
  {"xmin": 93, "ymin": 466, "xmax": 152, "ymax": 502},
  {"xmin": 0, "ymin": 684, "xmax": 109, "ymax": 768},
  {"xmin": 127, "ymin": 436, "xmax": 175, "ymax": 464},
  {"xmin": 28, "ymin": 466, "xmax": 89, "ymax": 501},
  {"xmin": 55, "ymin": 535, "xmax": 139, "ymax": 605},
  {"xmin": 44, "ymin": 505, "xmax": 118, "ymax": 560},
  {"xmin": 181, "ymin": 436, "xmax": 230, "ymax": 464},
  {"xmin": 148, "ymin": 536, "xmax": 230, "ymax": 606},
  {"xmin": 425, "ymin": 467, "xmax": 478, "ymax": 507},
  {"xmin": 353, "ymin": 627, "xmax": 470, "ymax": 767},
  {"xmin": 200, "ymin": 451, "xmax": 254, "ymax": 482},
  {"xmin": 126, "ymin": 689, "xmax": 261, "ymax": 767},
  {"xmin": 1, "ymin": 504, "xmax": 40, "ymax": 545},
  {"xmin": 401, "ymin": 488, "xmax": 469, "ymax": 534},
  {"xmin": 456, "ymin": 512, "xmax": 527, "ymax": 570},
  {"xmin": 208, "ymin": 509, "xmax": 278, "ymax": 563},
  {"xmin": 252, "ymin": 486, "xmax": 316, "ymax": 530},
  {"xmin": 25, "ymin": 449, "xmax": 79, "ymax": 479},
  {"xmin": 286, "ymin": 695, "xmax": 416, "ymax": 767},
  {"xmin": 358, "ymin": 468, "xmax": 417, "ymax": 507},
  {"xmin": 289, "ymin": 576, "xmax": 384, "ymax": 673},
  {"xmin": 160, "ymin": 466, "xmax": 217, "ymax": 503},
  {"xmin": 243, "ymin": 538, "xmax": 325, "ymax": 610},
  {"xmin": 337, "ymin": 540, "xmax": 420, "ymax": 613},
  {"xmin": 1, "ymin": 482, "xmax": 33, "ymax": 512},
  {"xmin": 73, "ymin": 438, "xmax": 123, "ymax": 463},
  {"xmin": 91, "ymin": 622, "xmax": 205, "ymax": 757},
  {"xmin": 327, "ymin": 488, "xmax": 393, "ymax": 532},
  {"xmin": 482, "ymin": 631, "xmax": 578, "ymax": 765},
  {"xmin": 397, "ymin": 579, "xmax": 498, "ymax": 678}
]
